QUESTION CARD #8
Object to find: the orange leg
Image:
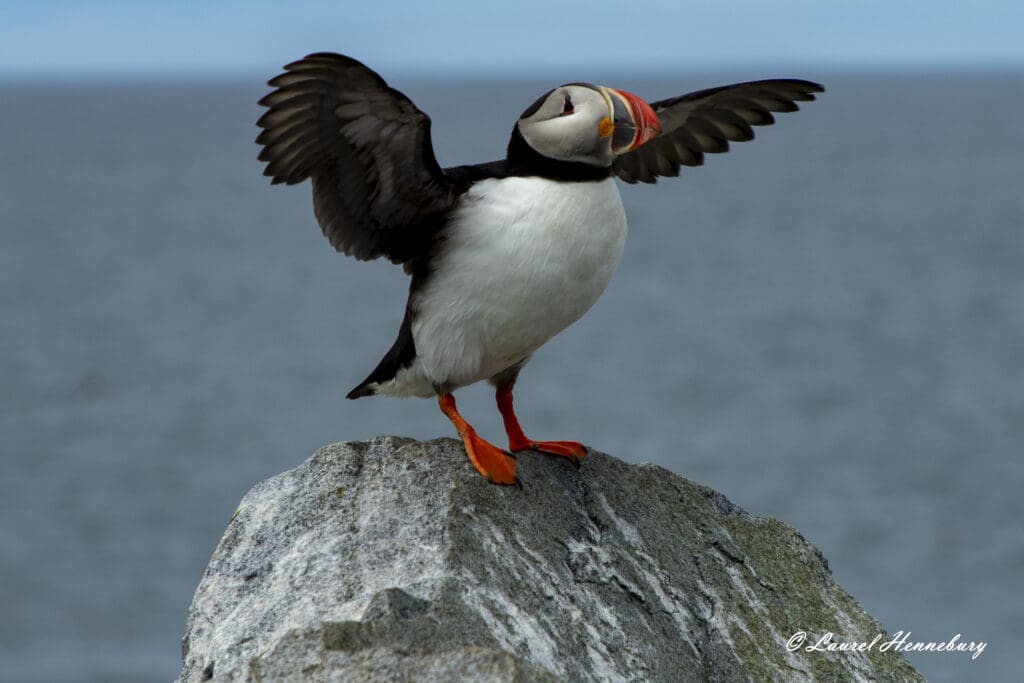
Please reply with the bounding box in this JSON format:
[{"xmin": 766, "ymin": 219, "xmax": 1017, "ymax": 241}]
[
  {"xmin": 438, "ymin": 393, "xmax": 519, "ymax": 486},
  {"xmin": 495, "ymin": 385, "xmax": 587, "ymax": 464}
]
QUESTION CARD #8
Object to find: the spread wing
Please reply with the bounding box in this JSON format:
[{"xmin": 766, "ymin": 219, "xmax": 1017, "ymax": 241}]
[
  {"xmin": 613, "ymin": 79, "xmax": 824, "ymax": 184},
  {"xmin": 257, "ymin": 53, "xmax": 454, "ymax": 264}
]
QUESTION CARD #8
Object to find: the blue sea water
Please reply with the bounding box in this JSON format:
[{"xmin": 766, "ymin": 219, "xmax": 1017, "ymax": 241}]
[{"xmin": 1, "ymin": 72, "xmax": 1022, "ymax": 681}]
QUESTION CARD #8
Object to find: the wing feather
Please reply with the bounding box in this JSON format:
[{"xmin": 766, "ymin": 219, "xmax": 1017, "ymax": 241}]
[
  {"xmin": 257, "ymin": 52, "xmax": 453, "ymax": 263},
  {"xmin": 613, "ymin": 79, "xmax": 823, "ymax": 184}
]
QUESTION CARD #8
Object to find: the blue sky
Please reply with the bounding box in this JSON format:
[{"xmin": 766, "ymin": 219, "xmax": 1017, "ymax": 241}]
[{"xmin": 2, "ymin": 0, "xmax": 1023, "ymax": 79}]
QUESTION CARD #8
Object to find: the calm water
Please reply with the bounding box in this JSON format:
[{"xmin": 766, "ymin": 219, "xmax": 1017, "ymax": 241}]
[{"xmin": 2, "ymin": 72, "xmax": 1022, "ymax": 682}]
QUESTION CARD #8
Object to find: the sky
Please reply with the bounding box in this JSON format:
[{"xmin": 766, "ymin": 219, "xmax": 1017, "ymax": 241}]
[{"xmin": 2, "ymin": 0, "xmax": 1023, "ymax": 80}]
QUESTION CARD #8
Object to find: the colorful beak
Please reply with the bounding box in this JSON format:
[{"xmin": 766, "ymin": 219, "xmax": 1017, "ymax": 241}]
[{"xmin": 603, "ymin": 87, "xmax": 661, "ymax": 155}]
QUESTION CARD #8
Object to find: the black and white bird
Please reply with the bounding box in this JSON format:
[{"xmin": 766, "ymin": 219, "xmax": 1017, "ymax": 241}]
[{"xmin": 257, "ymin": 53, "xmax": 822, "ymax": 486}]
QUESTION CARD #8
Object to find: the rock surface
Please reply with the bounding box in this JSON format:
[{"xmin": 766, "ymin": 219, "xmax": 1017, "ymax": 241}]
[{"xmin": 179, "ymin": 437, "xmax": 922, "ymax": 682}]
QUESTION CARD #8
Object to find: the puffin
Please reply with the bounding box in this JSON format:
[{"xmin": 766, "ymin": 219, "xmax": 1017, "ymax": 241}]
[{"xmin": 257, "ymin": 53, "xmax": 823, "ymax": 486}]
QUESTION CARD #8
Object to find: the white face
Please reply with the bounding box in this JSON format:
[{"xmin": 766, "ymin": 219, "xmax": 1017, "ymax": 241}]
[{"xmin": 516, "ymin": 84, "xmax": 616, "ymax": 167}]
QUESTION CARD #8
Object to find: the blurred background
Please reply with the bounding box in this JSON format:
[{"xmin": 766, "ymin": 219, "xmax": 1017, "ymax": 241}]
[{"xmin": 2, "ymin": 1, "xmax": 1022, "ymax": 681}]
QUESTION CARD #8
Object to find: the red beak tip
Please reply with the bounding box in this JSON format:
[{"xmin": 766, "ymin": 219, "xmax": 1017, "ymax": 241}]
[{"xmin": 613, "ymin": 87, "xmax": 661, "ymax": 149}]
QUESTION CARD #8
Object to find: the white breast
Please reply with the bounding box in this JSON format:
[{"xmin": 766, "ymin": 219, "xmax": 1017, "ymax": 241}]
[{"xmin": 407, "ymin": 175, "xmax": 627, "ymax": 392}]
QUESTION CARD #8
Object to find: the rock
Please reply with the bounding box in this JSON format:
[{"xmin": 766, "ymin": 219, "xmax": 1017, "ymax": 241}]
[{"xmin": 179, "ymin": 437, "xmax": 922, "ymax": 682}]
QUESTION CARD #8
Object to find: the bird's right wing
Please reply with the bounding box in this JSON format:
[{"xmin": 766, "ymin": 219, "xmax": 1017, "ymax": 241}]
[
  {"xmin": 257, "ymin": 53, "xmax": 454, "ymax": 264},
  {"xmin": 613, "ymin": 79, "xmax": 824, "ymax": 184}
]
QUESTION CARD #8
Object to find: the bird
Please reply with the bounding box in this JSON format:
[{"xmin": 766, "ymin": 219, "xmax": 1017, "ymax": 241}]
[{"xmin": 256, "ymin": 52, "xmax": 823, "ymax": 486}]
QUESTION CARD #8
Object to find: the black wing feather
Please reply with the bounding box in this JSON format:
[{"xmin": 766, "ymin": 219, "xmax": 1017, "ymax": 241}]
[
  {"xmin": 257, "ymin": 53, "xmax": 454, "ymax": 264},
  {"xmin": 613, "ymin": 79, "xmax": 824, "ymax": 184}
]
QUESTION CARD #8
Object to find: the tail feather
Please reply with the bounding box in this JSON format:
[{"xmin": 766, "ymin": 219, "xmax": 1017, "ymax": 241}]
[
  {"xmin": 346, "ymin": 303, "xmax": 415, "ymax": 400},
  {"xmin": 346, "ymin": 382, "xmax": 376, "ymax": 400}
]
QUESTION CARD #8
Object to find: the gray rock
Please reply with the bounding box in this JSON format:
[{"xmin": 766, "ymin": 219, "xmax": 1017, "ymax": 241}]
[{"xmin": 179, "ymin": 437, "xmax": 922, "ymax": 682}]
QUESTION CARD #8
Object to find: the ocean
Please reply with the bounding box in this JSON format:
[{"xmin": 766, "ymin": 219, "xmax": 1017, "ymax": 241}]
[{"xmin": 2, "ymin": 71, "xmax": 1021, "ymax": 681}]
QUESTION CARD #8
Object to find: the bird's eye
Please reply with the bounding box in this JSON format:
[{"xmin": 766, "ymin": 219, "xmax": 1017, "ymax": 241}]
[{"xmin": 560, "ymin": 94, "xmax": 574, "ymax": 116}]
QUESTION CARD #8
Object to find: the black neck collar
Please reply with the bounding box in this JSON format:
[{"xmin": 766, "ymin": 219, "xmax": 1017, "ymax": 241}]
[{"xmin": 505, "ymin": 126, "xmax": 611, "ymax": 182}]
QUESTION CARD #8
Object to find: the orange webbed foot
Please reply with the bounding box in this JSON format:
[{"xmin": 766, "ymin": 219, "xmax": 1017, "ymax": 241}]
[
  {"xmin": 464, "ymin": 430, "xmax": 520, "ymax": 486},
  {"xmin": 508, "ymin": 438, "xmax": 588, "ymax": 466},
  {"xmin": 495, "ymin": 386, "xmax": 587, "ymax": 467},
  {"xmin": 439, "ymin": 393, "xmax": 520, "ymax": 486}
]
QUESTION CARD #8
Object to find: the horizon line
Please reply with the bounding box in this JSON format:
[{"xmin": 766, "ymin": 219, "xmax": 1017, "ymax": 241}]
[{"xmin": 3, "ymin": 59, "xmax": 1023, "ymax": 86}]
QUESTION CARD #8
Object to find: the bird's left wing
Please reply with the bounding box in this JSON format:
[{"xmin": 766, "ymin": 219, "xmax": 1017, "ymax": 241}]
[
  {"xmin": 257, "ymin": 53, "xmax": 454, "ymax": 265},
  {"xmin": 613, "ymin": 79, "xmax": 824, "ymax": 184}
]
